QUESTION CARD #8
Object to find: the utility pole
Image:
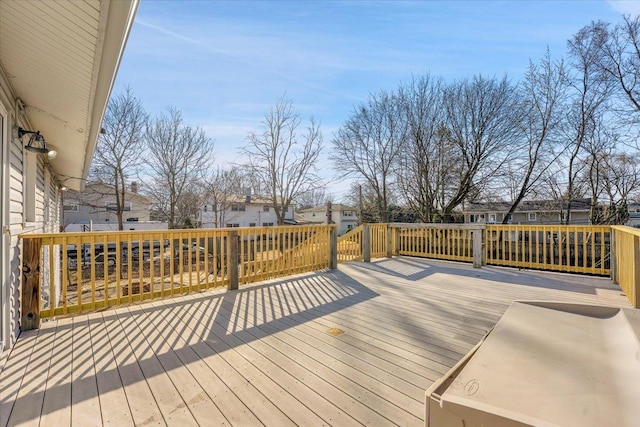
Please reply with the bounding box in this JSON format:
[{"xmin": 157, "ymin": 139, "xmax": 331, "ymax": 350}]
[
  {"xmin": 358, "ymin": 184, "xmax": 363, "ymax": 225},
  {"xmin": 326, "ymin": 200, "xmax": 333, "ymax": 224}
]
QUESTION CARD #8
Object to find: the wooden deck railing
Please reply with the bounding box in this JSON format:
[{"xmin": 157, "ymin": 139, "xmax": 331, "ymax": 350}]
[
  {"xmin": 337, "ymin": 224, "xmax": 364, "ymax": 262},
  {"xmin": 21, "ymin": 225, "xmax": 334, "ymax": 322},
  {"xmin": 20, "ymin": 222, "xmax": 640, "ymax": 329},
  {"xmin": 394, "ymin": 223, "xmax": 480, "ymax": 265},
  {"xmin": 611, "ymin": 225, "xmax": 640, "ymax": 308},
  {"xmin": 485, "ymin": 225, "xmax": 611, "ymax": 275}
]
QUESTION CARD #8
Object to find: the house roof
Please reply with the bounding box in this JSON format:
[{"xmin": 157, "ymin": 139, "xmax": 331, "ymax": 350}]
[
  {"xmin": 89, "ymin": 182, "xmax": 152, "ymax": 203},
  {"xmin": 299, "ymin": 204, "xmax": 356, "ymax": 213},
  {"xmin": 66, "ymin": 182, "xmax": 152, "ymax": 204},
  {"xmin": 464, "ymin": 198, "xmax": 593, "ymax": 214},
  {"xmin": 0, "ymin": 0, "xmax": 139, "ymax": 191},
  {"xmin": 206, "ymin": 194, "xmax": 290, "ymax": 206}
]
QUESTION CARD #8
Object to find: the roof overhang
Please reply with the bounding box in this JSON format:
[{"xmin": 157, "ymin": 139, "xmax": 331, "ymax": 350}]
[{"xmin": 0, "ymin": 0, "xmax": 138, "ymax": 191}]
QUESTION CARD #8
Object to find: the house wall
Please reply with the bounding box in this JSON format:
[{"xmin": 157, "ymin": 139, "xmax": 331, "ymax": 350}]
[
  {"xmin": 63, "ymin": 186, "xmax": 151, "ymax": 226},
  {"xmin": 200, "ymin": 203, "xmax": 294, "ymax": 228},
  {"xmin": 299, "ymin": 208, "xmax": 358, "ymax": 235},
  {"xmin": 466, "ymin": 210, "xmax": 591, "ymax": 225},
  {"xmin": 0, "ymin": 77, "xmax": 62, "ymax": 352}
]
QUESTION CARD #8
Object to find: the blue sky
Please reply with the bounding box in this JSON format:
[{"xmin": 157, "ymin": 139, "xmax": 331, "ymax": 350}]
[{"xmin": 114, "ymin": 0, "xmax": 640, "ymax": 201}]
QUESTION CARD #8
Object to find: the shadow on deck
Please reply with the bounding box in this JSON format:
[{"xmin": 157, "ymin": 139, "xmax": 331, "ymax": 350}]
[{"xmin": 0, "ymin": 256, "xmax": 631, "ymax": 427}]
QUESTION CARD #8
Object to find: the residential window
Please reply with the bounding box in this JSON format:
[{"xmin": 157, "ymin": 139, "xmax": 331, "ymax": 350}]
[
  {"xmin": 231, "ymin": 204, "xmax": 245, "ymax": 212},
  {"xmin": 528, "ymin": 212, "xmax": 537, "ymax": 221},
  {"xmin": 105, "ymin": 201, "xmax": 132, "ymax": 212},
  {"xmin": 469, "ymin": 214, "xmax": 476, "ymax": 223},
  {"xmin": 488, "ymin": 213, "xmax": 496, "ymax": 223},
  {"xmin": 507, "ymin": 214, "xmax": 513, "ymax": 222},
  {"xmin": 263, "ymin": 205, "xmax": 270, "ymax": 212},
  {"xmin": 249, "ymin": 223, "xmax": 256, "ymax": 227},
  {"xmin": 262, "ymin": 222, "xmax": 274, "ymax": 227},
  {"xmin": 63, "ymin": 201, "xmax": 79, "ymax": 211},
  {"xmin": 347, "ymin": 224, "xmax": 353, "ymax": 230},
  {"xmin": 344, "ymin": 211, "xmax": 353, "ymax": 217},
  {"xmin": 225, "ymin": 223, "xmax": 240, "ymax": 228}
]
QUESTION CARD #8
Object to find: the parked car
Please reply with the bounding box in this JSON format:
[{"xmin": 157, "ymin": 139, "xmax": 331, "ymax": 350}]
[{"xmin": 67, "ymin": 251, "xmax": 117, "ymax": 269}]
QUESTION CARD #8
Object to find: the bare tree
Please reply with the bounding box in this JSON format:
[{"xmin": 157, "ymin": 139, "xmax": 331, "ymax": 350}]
[
  {"xmin": 90, "ymin": 87, "xmax": 147, "ymax": 230},
  {"xmin": 441, "ymin": 75, "xmax": 522, "ymax": 221},
  {"xmin": 145, "ymin": 107, "xmax": 215, "ymax": 229},
  {"xmin": 202, "ymin": 166, "xmax": 246, "ymax": 227},
  {"xmin": 296, "ymin": 187, "xmax": 328, "ymax": 210},
  {"xmin": 395, "ymin": 74, "xmax": 447, "ymax": 222},
  {"xmin": 598, "ymin": 15, "xmax": 640, "ymax": 122},
  {"xmin": 501, "ymin": 51, "xmax": 568, "ymax": 223},
  {"xmin": 332, "ymin": 90, "xmax": 405, "ymax": 222},
  {"xmin": 343, "ymin": 181, "xmax": 380, "ymax": 224},
  {"xmin": 563, "ymin": 21, "xmax": 612, "ymax": 223},
  {"xmin": 241, "ymin": 96, "xmax": 323, "ymax": 225}
]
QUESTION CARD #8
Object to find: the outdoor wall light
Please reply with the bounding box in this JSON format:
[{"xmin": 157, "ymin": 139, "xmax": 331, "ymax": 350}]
[{"xmin": 16, "ymin": 127, "xmax": 53, "ymax": 156}]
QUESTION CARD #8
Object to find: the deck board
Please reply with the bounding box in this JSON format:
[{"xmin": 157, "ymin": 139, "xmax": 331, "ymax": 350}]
[
  {"xmin": 148, "ymin": 297, "xmax": 330, "ymax": 426},
  {"xmin": 70, "ymin": 316, "xmax": 102, "ymax": 427},
  {"xmin": 101, "ymin": 310, "xmax": 164, "ymax": 426},
  {"xmin": 7, "ymin": 325, "xmax": 56, "ymax": 427},
  {"xmin": 131, "ymin": 301, "xmax": 264, "ymax": 426},
  {"xmin": 86, "ymin": 312, "xmax": 134, "ymax": 426},
  {"xmin": 113, "ymin": 308, "xmax": 199, "ymax": 426},
  {"xmin": 0, "ymin": 329, "xmax": 39, "ymax": 427},
  {"xmin": 40, "ymin": 318, "xmax": 73, "ymax": 426},
  {"xmin": 0, "ymin": 257, "xmax": 632, "ymax": 427}
]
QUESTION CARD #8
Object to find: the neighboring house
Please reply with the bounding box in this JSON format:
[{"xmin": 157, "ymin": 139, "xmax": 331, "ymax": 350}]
[
  {"xmin": 627, "ymin": 202, "xmax": 640, "ymax": 227},
  {"xmin": 199, "ymin": 194, "xmax": 295, "ymax": 228},
  {"xmin": 298, "ymin": 204, "xmax": 359, "ymax": 235},
  {"xmin": 63, "ymin": 182, "xmax": 154, "ymax": 228},
  {"xmin": 463, "ymin": 198, "xmax": 593, "ymax": 225},
  {"xmin": 0, "ymin": 1, "xmax": 138, "ymax": 353}
]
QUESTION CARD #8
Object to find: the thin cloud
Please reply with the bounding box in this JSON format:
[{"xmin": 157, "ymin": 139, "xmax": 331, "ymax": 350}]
[
  {"xmin": 135, "ymin": 19, "xmax": 362, "ymax": 102},
  {"xmin": 608, "ymin": 1, "xmax": 640, "ymax": 15}
]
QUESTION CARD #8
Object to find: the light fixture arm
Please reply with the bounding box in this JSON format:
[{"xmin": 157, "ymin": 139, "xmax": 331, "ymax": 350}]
[{"xmin": 17, "ymin": 127, "xmax": 39, "ymax": 139}]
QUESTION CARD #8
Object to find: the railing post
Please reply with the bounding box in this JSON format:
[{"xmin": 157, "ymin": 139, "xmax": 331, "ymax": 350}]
[
  {"xmin": 610, "ymin": 227, "xmax": 616, "ymax": 282},
  {"xmin": 363, "ymin": 224, "xmax": 371, "ymax": 262},
  {"xmin": 472, "ymin": 228, "xmax": 482, "ymax": 268},
  {"xmin": 227, "ymin": 231, "xmax": 239, "ymax": 290},
  {"xmin": 329, "ymin": 225, "xmax": 338, "ymax": 269},
  {"xmin": 21, "ymin": 237, "xmax": 42, "ymax": 330},
  {"xmin": 386, "ymin": 225, "xmax": 394, "ymax": 258}
]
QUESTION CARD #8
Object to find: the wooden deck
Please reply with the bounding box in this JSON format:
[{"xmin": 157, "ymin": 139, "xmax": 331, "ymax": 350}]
[{"xmin": 0, "ymin": 257, "xmax": 631, "ymax": 426}]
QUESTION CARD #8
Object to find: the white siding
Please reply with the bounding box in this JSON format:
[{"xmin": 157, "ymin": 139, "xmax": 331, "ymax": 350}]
[{"xmin": 3, "ymin": 103, "xmax": 62, "ymax": 350}]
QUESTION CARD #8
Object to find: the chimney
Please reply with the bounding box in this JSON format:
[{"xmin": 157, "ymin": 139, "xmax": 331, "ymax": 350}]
[
  {"xmin": 130, "ymin": 181, "xmax": 138, "ymax": 194},
  {"xmin": 326, "ymin": 201, "xmax": 333, "ymax": 224}
]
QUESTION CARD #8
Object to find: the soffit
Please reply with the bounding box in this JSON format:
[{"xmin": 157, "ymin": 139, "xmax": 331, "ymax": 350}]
[{"xmin": 0, "ymin": 0, "xmax": 137, "ymax": 190}]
